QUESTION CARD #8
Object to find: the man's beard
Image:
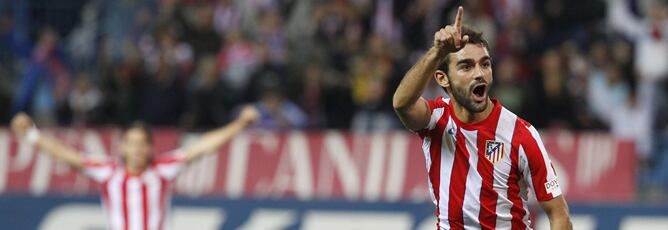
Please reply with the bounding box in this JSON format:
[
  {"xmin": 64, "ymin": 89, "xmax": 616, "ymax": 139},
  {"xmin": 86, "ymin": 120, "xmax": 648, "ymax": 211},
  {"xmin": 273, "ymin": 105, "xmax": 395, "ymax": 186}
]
[{"xmin": 449, "ymin": 83, "xmax": 487, "ymax": 113}]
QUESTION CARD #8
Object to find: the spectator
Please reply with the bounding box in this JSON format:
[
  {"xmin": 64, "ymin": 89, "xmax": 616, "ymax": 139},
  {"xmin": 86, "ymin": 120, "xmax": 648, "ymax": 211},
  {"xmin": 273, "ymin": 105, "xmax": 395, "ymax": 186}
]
[
  {"xmin": 140, "ymin": 50, "xmax": 187, "ymax": 126},
  {"xmin": 217, "ymin": 29, "xmax": 258, "ymax": 95},
  {"xmin": 523, "ymin": 49, "xmax": 576, "ymax": 128},
  {"xmin": 213, "ymin": 0, "xmax": 241, "ymax": 34},
  {"xmin": 255, "ymin": 9, "xmax": 288, "ymax": 67},
  {"xmin": 68, "ymin": 72, "xmax": 102, "ymax": 125},
  {"xmin": 183, "ymin": 56, "xmax": 234, "ymax": 129},
  {"xmin": 183, "ymin": 3, "xmax": 221, "ymax": 61},
  {"xmin": 143, "ymin": 27, "xmax": 193, "ymax": 77},
  {"xmin": 490, "ymin": 57, "xmax": 524, "ymax": 113},
  {"xmin": 587, "ymin": 65, "xmax": 630, "ymax": 126},
  {"xmin": 255, "ymin": 84, "xmax": 307, "ymax": 130},
  {"xmin": 11, "ymin": 27, "xmax": 71, "ymax": 125},
  {"xmin": 609, "ymin": 88, "xmax": 652, "ymax": 160},
  {"xmin": 350, "ymin": 36, "xmax": 398, "ymax": 132},
  {"xmin": 67, "ymin": 1, "xmax": 99, "ymax": 71},
  {"xmin": 608, "ymin": 0, "xmax": 668, "ymax": 151},
  {"xmin": 293, "ymin": 63, "xmax": 326, "ymax": 129},
  {"xmin": 98, "ymin": 39, "xmax": 144, "ymax": 125}
]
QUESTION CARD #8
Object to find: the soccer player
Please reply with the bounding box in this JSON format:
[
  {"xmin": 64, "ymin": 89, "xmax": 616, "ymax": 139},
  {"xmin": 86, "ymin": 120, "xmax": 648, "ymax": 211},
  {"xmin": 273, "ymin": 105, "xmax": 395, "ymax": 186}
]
[
  {"xmin": 10, "ymin": 106, "xmax": 259, "ymax": 230},
  {"xmin": 392, "ymin": 7, "xmax": 572, "ymax": 230}
]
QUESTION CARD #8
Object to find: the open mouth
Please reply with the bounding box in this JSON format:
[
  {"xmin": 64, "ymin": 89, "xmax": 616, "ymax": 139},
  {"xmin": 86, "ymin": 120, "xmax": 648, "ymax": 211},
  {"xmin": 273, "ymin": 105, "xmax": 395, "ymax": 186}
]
[{"xmin": 471, "ymin": 84, "xmax": 487, "ymax": 102}]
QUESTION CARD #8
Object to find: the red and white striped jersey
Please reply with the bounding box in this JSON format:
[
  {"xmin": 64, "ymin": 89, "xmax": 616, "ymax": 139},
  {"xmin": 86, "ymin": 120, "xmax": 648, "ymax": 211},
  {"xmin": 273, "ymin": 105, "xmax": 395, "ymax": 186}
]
[
  {"xmin": 82, "ymin": 152, "xmax": 187, "ymax": 230},
  {"xmin": 418, "ymin": 96, "xmax": 562, "ymax": 230}
]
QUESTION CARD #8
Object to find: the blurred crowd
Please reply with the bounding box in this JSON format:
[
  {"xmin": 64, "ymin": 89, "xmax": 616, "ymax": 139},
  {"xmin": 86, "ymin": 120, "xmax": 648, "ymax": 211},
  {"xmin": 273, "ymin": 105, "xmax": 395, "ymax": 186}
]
[{"xmin": 2, "ymin": 0, "xmax": 668, "ymax": 197}]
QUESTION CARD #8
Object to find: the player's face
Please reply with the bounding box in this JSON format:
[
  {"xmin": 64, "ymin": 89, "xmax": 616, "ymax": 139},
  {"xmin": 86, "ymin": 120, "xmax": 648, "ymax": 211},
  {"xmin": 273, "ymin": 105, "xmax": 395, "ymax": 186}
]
[
  {"xmin": 120, "ymin": 128, "xmax": 152, "ymax": 169},
  {"xmin": 445, "ymin": 44, "xmax": 492, "ymax": 113}
]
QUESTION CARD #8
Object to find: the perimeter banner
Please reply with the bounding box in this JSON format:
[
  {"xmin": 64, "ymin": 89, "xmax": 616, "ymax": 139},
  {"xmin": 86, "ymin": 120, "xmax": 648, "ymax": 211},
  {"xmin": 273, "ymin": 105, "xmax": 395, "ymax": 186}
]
[{"xmin": 0, "ymin": 129, "xmax": 635, "ymax": 202}]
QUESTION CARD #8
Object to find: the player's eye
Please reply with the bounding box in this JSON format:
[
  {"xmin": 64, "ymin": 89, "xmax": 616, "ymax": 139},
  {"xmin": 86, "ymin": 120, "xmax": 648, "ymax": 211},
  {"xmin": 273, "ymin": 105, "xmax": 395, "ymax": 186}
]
[
  {"xmin": 460, "ymin": 64, "xmax": 472, "ymax": 71},
  {"xmin": 481, "ymin": 61, "xmax": 491, "ymax": 68}
]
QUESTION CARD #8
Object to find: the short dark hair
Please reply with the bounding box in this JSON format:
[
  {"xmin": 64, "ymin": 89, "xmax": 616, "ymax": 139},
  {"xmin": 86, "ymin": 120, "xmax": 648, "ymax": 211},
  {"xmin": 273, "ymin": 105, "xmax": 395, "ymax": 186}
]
[
  {"xmin": 122, "ymin": 121, "xmax": 153, "ymax": 144},
  {"xmin": 437, "ymin": 25, "xmax": 490, "ymax": 75}
]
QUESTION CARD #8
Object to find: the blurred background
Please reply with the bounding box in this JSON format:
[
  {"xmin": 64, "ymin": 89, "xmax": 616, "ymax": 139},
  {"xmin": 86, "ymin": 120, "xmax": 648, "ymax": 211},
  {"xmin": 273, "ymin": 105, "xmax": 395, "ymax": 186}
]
[{"xmin": 1, "ymin": 0, "xmax": 668, "ymax": 229}]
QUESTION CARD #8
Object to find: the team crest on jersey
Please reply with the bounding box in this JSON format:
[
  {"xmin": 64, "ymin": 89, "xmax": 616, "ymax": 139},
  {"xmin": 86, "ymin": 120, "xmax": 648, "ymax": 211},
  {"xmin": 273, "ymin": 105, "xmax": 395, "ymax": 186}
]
[{"xmin": 485, "ymin": 140, "xmax": 505, "ymax": 164}]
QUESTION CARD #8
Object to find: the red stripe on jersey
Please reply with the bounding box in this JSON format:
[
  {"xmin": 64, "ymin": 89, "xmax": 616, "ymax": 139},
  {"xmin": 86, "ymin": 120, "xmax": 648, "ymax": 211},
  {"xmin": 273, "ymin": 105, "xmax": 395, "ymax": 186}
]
[
  {"xmin": 508, "ymin": 120, "xmax": 527, "ymax": 229},
  {"xmin": 121, "ymin": 174, "xmax": 130, "ymax": 230},
  {"xmin": 142, "ymin": 183, "xmax": 149, "ymax": 230},
  {"xmin": 518, "ymin": 120, "xmax": 553, "ymax": 201},
  {"xmin": 476, "ymin": 120, "xmax": 501, "ymax": 229},
  {"xmin": 447, "ymin": 129, "xmax": 471, "ymax": 230},
  {"xmin": 428, "ymin": 110, "xmax": 450, "ymax": 229}
]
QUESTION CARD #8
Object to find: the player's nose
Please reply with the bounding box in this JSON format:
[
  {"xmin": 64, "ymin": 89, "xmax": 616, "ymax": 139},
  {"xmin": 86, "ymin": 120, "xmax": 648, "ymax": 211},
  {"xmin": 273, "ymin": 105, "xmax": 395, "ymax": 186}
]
[{"xmin": 473, "ymin": 64, "xmax": 485, "ymax": 80}]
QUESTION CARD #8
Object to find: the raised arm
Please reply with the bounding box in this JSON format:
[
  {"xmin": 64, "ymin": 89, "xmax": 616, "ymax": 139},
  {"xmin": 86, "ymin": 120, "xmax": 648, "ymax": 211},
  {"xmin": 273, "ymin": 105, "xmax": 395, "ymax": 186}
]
[
  {"xmin": 608, "ymin": 0, "xmax": 643, "ymax": 40},
  {"xmin": 181, "ymin": 105, "xmax": 259, "ymax": 163},
  {"xmin": 393, "ymin": 6, "xmax": 469, "ymax": 131},
  {"xmin": 10, "ymin": 113, "xmax": 85, "ymax": 169},
  {"xmin": 539, "ymin": 196, "xmax": 573, "ymax": 230}
]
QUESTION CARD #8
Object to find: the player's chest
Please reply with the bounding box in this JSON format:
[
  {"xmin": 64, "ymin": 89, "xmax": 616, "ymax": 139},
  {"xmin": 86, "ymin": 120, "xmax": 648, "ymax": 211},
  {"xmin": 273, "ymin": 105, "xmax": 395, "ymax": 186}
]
[
  {"xmin": 109, "ymin": 170, "xmax": 164, "ymax": 188},
  {"xmin": 441, "ymin": 126, "xmax": 515, "ymax": 168}
]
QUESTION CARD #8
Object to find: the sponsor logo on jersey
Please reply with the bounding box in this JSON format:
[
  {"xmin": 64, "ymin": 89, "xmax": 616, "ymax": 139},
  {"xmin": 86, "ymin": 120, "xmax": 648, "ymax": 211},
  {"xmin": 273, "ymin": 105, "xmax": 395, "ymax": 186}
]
[{"xmin": 544, "ymin": 179, "xmax": 560, "ymax": 194}]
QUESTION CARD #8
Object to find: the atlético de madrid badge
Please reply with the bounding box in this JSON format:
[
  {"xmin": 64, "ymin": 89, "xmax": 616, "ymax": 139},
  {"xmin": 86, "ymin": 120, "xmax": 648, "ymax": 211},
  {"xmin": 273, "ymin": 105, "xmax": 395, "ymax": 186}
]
[{"xmin": 485, "ymin": 140, "xmax": 505, "ymax": 164}]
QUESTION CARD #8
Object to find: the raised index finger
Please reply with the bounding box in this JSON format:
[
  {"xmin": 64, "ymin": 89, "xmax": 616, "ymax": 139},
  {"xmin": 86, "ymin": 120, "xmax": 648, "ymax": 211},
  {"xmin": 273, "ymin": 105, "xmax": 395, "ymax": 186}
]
[{"xmin": 454, "ymin": 6, "xmax": 464, "ymax": 33}]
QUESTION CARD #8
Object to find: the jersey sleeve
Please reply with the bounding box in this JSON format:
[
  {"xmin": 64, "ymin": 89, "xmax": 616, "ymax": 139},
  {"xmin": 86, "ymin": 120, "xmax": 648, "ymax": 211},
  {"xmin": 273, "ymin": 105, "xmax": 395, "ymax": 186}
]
[
  {"xmin": 417, "ymin": 96, "xmax": 449, "ymax": 137},
  {"xmin": 518, "ymin": 123, "xmax": 562, "ymax": 201},
  {"xmin": 153, "ymin": 150, "xmax": 188, "ymax": 181},
  {"xmin": 82, "ymin": 159, "xmax": 115, "ymax": 183}
]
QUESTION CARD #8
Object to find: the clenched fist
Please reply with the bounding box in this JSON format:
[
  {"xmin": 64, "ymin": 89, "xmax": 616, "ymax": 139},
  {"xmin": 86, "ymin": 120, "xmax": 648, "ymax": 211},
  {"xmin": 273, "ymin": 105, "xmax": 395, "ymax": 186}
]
[
  {"xmin": 11, "ymin": 112, "xmax": 33, "ymax": 138},
  {"xmin": 237, "ymin": 105, "xmax": 260, "ymax": 126},
  {"xmin": 433, "ymin": 6, "xmax": 469, "ymax": 54}
]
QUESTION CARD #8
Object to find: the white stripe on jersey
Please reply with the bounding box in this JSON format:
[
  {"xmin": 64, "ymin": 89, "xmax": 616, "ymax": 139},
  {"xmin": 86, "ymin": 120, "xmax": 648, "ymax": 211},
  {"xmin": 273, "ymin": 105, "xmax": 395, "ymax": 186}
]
[
  {"xmin": 519, "ymin": 146, "xmax": 536, "ymax": 201},
  {"xmin": 108, "ymin": 171, "xmax": 124, "ymax": 230},
  {"xmin": 421, "ymin": 135, "xmax": 436, "ymax": 208},
  {"xmin": 460, "ymin": 129, "xmax": 481, "ymax": 229},
  {"xmin": 128, "ymin": 177, "xmax": 144, "ymax": 230},
  {"xmin": 422, "ymin": 137, "xmax": 433, "ymax": 172},
  {"xmin": 428, "ymin": 108, "xmax": 445, "ymax": 130},
  {"xmin": 437, "ymin": 117, "xmax": 456, "ymax": 229},
  {"xmin": 493, "ymin": 108, "xmax": 517, "ymax": 229},
  {"xmin": 145, "ymin": 171, "xmax": 162, "ymax": 230}
]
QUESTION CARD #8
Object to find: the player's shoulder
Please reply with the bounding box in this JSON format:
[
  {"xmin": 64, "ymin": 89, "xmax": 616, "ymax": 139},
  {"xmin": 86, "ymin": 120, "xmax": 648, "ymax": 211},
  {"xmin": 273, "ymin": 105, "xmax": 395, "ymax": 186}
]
[
  {"xmin": 425, "ymin": 96, "xmax": 451, "ymax": 111},
  {"xmin": 152, "ymin": 150, "xmax": 187, "ymax": 165},
  {"xmin": 511, "ymin": 115, "xmax": 545, "ymax": 147},
  {"xmin": 83, "ymin": 157, "xmax": 115, "ymax": 168},
  {"xmin": 497, "ymin": 104, "xmax": 531, "ymax": 130},
  {"xmin": 496, "ymin": 105, "xmax": 536, "ymax": 138},
  {"xmin": 515, "ymin": 116, "xmax": 536, "ymax": 132}
]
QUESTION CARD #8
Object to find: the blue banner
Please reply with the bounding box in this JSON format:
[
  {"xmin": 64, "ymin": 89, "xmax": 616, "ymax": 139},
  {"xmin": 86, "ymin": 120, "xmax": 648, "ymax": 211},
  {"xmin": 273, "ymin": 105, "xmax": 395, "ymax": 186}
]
[{"xmin": 1, "ymin": 195, "xmax": 667, "ymax": 230}]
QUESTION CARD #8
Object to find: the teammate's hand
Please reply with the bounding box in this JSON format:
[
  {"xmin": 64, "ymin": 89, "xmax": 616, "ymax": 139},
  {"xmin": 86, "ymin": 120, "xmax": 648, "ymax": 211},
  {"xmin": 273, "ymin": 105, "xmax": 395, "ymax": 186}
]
[
  {"xmin": 433, "ymin": 6, "xmax": 469, "ymax": 54},
  {"xmin": 10, "ymin": 112, "xmax": 33, "ymax": 138},
  {"xmin": 237, "ymin": 105, "xmax": 260, "ymax": 126}
]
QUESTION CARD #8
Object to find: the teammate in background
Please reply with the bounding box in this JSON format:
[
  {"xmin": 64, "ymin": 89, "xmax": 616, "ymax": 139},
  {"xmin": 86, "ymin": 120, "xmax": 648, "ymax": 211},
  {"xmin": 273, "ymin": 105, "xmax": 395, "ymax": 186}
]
[
  {"xmin": 10, "ymin": 106, "xmax": 259, "ymax": 230},
  {"xmin": 392, "ymin": 7, "xmax": 572, "ymax": 230}
]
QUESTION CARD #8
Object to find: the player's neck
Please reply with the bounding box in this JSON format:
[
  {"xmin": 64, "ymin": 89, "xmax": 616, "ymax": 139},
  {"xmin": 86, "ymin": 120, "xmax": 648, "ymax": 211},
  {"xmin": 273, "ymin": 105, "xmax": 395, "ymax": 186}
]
[
  {"xmin": 126, "ymin": 165, "xmax": 147, "ymax": 176},
  {"xmin": 451, "ymin": 98, "xmax": 494, "ymax": 124}
]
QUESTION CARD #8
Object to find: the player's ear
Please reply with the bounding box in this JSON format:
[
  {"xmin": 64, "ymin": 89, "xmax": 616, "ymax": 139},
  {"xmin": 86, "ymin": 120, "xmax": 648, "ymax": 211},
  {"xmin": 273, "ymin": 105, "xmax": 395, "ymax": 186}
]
[{"xmin": 434, "ymin": 70, "xmax": 450, "ymax": 89}]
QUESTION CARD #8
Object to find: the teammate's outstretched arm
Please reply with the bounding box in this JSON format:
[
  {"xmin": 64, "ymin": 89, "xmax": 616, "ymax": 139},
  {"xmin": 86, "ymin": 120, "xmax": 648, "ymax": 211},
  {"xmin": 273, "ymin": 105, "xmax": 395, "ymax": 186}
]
[
  {"xmin": 10, "ymin": 113, "xmax": 85, "ymax": 169},
  {"xmin": 393, "ymin": 6, "xmax": 469, "ymax": 131},
  {"xmin": 540, "ymin": 196, "xmax": 573, "ymax": 230},
  {"xmin": 181, "ymin": 105, "xmax": 259, "ymax": 163}
]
